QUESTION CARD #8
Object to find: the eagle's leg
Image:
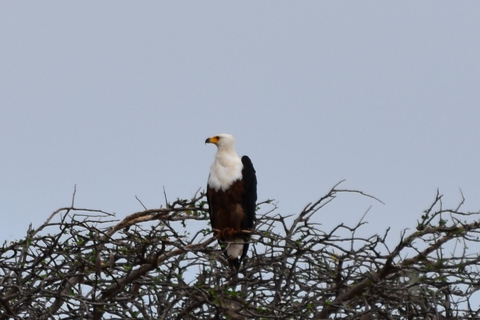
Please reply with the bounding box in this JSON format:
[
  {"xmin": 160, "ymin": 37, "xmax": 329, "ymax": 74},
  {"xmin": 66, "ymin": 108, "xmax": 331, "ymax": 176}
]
[
  {"xmin": 221, "ymin": 227, "xmax": 237, "ymax": 240},
  {"xmin": 213, "ymin": 228, "xmax": 239, "ymax": 241},
  {"xmin": 212, "ymin": 228, "xmax": 221, "ymax": 239}
]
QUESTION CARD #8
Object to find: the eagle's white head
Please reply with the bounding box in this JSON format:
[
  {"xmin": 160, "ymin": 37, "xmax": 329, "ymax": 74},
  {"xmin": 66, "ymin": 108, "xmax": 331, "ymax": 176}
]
[
  {"xmin": 205, "ymin": 134, "xmax": 243, "ymax": 191},
  {"xmin": 205, "ymin": 133, "xmax": 236, "ymax": 151}
]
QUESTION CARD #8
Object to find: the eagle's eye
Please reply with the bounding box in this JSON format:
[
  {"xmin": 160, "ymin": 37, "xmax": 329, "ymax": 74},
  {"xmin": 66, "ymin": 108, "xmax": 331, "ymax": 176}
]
[{"xmin": 215, "ymin": 136, "xmax": 220, "ymax": 140}]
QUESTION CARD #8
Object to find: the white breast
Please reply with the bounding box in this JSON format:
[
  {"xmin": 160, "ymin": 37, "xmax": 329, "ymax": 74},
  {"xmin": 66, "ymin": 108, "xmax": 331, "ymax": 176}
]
[{"xmin": 208, "ymin": 153, "xmax": 243, "ymax": 191}]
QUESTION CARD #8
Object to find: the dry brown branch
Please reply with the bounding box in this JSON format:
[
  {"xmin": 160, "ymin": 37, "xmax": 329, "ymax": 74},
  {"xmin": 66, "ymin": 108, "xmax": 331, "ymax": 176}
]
[{"xmin": 1, "ymin": 185, "xmax": 480, "ymax": 319}]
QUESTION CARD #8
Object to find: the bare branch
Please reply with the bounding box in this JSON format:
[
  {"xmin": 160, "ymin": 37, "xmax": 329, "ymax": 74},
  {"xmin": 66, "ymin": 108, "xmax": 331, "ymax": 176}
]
[{"xmin": 1, "ymin": 186, "xmax": 479, "ymax": 319}]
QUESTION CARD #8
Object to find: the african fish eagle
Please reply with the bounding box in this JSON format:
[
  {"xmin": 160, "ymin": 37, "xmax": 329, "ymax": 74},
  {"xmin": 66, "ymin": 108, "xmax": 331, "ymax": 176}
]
[{"xmin": 205, "ymin": 134, "xmax": 257, "ymax": 270}]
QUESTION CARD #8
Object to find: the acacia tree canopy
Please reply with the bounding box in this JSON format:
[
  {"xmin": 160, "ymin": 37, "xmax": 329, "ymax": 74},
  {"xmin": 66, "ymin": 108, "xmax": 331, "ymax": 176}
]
[{"xmin": 1, "ymin": 184, "xmax": 479, "ymax": 319}]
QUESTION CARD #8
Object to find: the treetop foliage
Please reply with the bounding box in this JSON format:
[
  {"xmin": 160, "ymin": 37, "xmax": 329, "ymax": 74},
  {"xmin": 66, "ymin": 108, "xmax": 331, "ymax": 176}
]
[{"xmin": 1, "ymin": 183, "xmax": 480, "ymax": 319}]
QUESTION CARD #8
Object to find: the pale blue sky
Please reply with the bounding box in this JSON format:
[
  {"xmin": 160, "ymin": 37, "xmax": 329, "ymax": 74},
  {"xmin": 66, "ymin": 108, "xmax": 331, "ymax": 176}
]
[{"xmin": 1, "ymin": 2, "xmax": 480, "ymax": 246}]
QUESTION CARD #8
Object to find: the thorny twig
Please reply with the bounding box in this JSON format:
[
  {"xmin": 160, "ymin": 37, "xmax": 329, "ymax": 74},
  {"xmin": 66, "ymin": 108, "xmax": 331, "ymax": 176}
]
[{"xmin": 0, "ymin": 184, "xmax": 479, "ymax": 319}]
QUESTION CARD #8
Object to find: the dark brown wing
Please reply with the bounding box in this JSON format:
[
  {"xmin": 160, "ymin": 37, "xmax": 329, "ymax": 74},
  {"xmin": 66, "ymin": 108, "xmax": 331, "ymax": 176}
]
[
  {"xmin": 241, "ymin": 156, "xmax": 257, "ymax": 231},
  {"xmin": 238, "ymin": 156, "xmax": 257, "ymax": 265}
]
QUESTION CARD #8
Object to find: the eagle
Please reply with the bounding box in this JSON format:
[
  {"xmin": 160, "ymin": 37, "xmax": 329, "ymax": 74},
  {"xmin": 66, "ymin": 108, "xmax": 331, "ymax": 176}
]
[{"xmin": 205, "ymin": 134, "xmax": 257, "ymax": 270}]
